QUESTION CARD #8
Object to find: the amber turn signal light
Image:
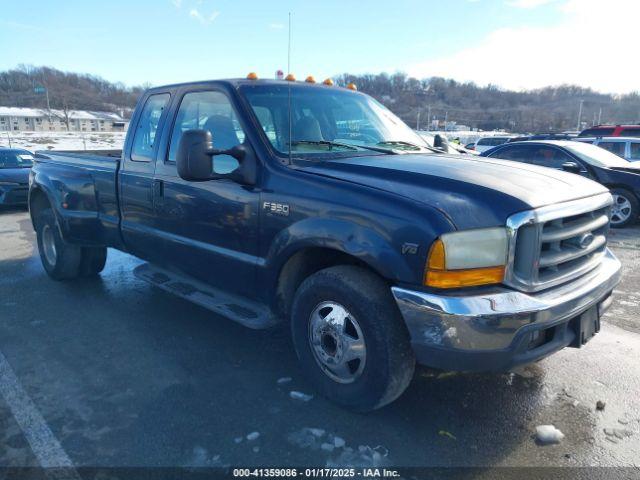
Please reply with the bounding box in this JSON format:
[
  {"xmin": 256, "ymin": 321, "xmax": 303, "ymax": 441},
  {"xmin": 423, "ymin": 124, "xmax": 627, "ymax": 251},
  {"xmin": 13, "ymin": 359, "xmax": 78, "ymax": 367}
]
[{"xmin": 424, "ymin": 238, "xmax": 505, "ymax": 288}]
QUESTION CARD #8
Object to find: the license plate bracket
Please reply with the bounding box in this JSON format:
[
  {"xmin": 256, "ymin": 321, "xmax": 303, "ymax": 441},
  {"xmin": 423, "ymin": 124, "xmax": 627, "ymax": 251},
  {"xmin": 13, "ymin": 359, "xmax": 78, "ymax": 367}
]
[{"xmin": 571, "ymin": 305, "xmax": 600, "ymax": 347}]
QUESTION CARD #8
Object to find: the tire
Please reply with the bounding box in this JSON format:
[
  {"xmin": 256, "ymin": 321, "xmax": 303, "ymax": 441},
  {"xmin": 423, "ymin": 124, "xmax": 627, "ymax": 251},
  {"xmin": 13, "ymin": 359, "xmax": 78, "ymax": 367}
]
[
  {"xmin": 79, "ymin": 246, "xmax": 107, "ymax": 276},
  {"xmin": 291, "ymin": 265, "xmax": 415, "ymax": 411},
  {"xmin": 610, "ymin": 188, "xmax": 639, "ymax": 228},
  {"xmin": 34, "ymin": 208, "xmax": 82, "ymax": 280}
]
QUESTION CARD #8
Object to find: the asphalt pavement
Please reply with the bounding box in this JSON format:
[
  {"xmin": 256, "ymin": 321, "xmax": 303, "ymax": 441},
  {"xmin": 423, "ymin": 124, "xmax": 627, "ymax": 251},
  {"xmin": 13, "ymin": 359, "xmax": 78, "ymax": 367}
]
[{"xmin": 0, "ymin": 208, "xmax": 639, "ymax": 474}]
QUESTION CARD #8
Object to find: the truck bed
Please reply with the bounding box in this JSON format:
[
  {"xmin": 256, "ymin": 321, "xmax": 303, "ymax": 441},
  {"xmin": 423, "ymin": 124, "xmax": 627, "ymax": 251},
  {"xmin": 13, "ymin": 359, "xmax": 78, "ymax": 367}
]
[{"xmin": 32, "ymin": 149, "xmax": 122, "ymax": 248}]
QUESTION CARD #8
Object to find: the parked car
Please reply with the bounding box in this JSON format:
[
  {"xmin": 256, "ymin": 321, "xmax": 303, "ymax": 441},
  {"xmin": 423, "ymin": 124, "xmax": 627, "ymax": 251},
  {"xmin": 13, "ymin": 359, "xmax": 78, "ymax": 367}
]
[
  {"xmin": 508, "ymin": 133, "xmax": 577, "ymax": 142},
  {"xmin": 578, "ymin": 124, "xmax": 640, "ymax": 138},
  {"xmin": 0, "ymin": 148, "xmax": 33, "ymax": 207},
  {"xmin": 574, "ymin": 137, "xmax": 640, "ymax": 162},
  {"xmin": 29, "ymin": 78, "xmax": 620, "ymax": 410},
  {"xmin": 472, "ymin": 136, "xmax": 515, "ymax": 153},
  {"xmin": 482, "ymin": 140, "xmax": 640, "ymax": 227}
]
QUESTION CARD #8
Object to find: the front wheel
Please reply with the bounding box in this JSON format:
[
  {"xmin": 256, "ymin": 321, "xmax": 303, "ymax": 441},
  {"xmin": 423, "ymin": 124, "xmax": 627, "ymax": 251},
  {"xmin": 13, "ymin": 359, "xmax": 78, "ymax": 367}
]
[
  {"xmin": 610, "ymin": 188, "xmax": 638, "ymax": 228},
  {"xmin": 291, "ymin": 265, "xmax": 415, "ymax": 411}
]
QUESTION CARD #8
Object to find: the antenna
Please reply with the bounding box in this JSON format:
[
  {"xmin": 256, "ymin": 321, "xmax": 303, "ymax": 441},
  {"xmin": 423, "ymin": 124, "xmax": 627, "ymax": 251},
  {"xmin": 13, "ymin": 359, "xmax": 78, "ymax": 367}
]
[
  {"xmin": 287, "ymin": 12, "xmax": 291, "ymax": 74},
  {"xmin": 287, "ymin": 12, "xmax": 293, "ymax": 165}
]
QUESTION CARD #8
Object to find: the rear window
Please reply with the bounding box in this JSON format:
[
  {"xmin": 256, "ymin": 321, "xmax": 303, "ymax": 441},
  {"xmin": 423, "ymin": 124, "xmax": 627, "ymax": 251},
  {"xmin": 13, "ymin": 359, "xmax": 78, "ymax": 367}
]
[
  {"xmin": 0, "ymin": 151, "xmax": 33, "ymax": 168},
  {"xmin": 620, "ymin": 128, "xmax": 640, "ymax": 137},
  {"xmin": 579, "ymin": 128, "xmax": 615, "ymax": 137},
  {"xmin": 597, "ymin": 141, "xmax": 626, "ymax": 157},
  {"xmin": 630, "ymin": 143, "xmax": 640, "ymax": 160},
  {"xmin": 477, "ymin": 137, "xmax": 509, "ymax": 146}
]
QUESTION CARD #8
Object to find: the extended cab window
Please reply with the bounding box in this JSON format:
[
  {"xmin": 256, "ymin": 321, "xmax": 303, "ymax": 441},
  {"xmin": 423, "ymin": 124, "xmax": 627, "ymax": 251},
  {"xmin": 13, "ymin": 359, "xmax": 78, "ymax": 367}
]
[
  {"xmin": 131, "ymin": 93, "xmax": 170, "ymax": 162},
  {"xmin": 630, "ymin": 143, "xmax": 640, "ymax": 160},
  {"xmin": 168, "ymin": 90, "xmax": 245, "ymax": 174}
]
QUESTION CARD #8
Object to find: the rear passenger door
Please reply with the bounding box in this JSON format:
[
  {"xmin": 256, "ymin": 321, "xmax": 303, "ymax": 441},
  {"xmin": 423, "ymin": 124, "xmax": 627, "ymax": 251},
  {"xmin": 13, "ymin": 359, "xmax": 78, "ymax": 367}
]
[
  {"xmin": 153, "ymin": 88, "xmax": 260, "ymax": 299},
  {"xmin": 119, "ymin": 92, "xmax": 171, "ymax": 263}
]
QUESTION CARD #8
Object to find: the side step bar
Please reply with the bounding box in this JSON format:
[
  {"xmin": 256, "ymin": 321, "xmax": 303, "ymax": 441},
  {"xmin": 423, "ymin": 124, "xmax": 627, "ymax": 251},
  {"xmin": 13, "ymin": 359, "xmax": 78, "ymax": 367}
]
[{"xmin": 134, "ymin": 263, "xmax": 278, "ymax": 329}]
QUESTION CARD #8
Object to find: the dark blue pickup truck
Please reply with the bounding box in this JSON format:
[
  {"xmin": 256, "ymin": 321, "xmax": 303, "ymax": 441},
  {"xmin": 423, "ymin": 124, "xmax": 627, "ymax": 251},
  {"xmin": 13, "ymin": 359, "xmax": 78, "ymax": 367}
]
[{"xmin": 29, "ymin": 78, "xmax": 621, "ymax": 411}]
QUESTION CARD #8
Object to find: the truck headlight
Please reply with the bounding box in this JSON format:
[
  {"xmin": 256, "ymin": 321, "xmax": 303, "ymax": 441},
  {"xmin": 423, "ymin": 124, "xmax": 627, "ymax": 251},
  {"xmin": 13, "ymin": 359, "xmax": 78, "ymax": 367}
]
[{"xmin": 424, "ymin": 227, "xmax": 508, "ymax": 288}]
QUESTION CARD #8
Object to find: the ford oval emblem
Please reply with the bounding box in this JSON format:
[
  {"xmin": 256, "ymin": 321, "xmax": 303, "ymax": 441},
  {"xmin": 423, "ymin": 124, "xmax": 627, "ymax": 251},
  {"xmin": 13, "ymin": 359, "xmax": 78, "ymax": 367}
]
[{"xmin": 578, "ymin": 233, "xmax": 595, "ymax": 249}]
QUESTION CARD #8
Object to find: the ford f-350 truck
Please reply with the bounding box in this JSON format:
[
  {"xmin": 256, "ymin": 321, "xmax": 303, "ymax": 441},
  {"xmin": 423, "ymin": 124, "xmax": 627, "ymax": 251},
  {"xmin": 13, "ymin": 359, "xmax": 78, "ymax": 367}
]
[{"xmin": 29, "ymin": 78, "xmax": 621, "ymax": 411}]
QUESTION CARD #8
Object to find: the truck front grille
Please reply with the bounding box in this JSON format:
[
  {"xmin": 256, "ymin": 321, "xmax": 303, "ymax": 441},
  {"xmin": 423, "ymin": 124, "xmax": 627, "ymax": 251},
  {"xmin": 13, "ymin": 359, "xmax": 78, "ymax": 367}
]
[{"xmin": 506, "ymin": 194, "xmax": 613, "ymax": 292}]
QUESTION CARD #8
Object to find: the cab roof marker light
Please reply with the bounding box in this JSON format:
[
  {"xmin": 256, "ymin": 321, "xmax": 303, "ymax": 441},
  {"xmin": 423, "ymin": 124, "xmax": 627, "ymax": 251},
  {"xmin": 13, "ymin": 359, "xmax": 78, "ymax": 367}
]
[
  {"xmin": 322, "ymin": 78, "xmax": 334, "ymax": 86},
  {"xmin": 305, "ymin": 76, "xmax": 316, "ymax": 83},
  {"xmin": 285, "ymin": 73, "xmax": 296, "ymax": 81},
  {"xmin": 246, "ymin": 72, "xmax": 258, "ymax": 80},
  {"xmin": 346, "ymin": 83, "xmax": 357, "ymax": 91}
]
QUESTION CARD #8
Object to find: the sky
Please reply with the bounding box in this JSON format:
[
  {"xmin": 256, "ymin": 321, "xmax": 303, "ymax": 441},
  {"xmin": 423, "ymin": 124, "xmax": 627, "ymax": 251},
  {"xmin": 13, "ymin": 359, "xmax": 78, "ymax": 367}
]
[{"xmin": 0, "ymin": 0, "xmax": 638, "ymax": 94}]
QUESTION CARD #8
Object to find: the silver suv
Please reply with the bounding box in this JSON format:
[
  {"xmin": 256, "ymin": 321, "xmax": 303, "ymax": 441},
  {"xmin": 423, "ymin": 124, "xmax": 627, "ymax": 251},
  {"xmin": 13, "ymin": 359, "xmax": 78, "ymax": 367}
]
[{"xmin": 576, "ymin": 137, "xmax": 640, "ymax": 162}]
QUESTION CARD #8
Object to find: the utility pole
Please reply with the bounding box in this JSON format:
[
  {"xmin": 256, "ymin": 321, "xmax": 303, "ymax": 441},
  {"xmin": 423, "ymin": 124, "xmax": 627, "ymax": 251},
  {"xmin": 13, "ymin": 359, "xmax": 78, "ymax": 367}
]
[
  {"xmin": 598, "ymin": 107, "xmax": 602, "ymax": 125},
  {"xmin": 416, "ymin": 110, "xmax": 420, "ymax": 131},
  {"xmin": 576, "ymin": 99, "xmax": 584, "ymax": 131},
  {"xmin": 444, "ymin": 111, "xmax": 448, "ymax": 131},
  {"xmin": 427, "ymin": 105, "xmax": 431, "ymax": 131}
]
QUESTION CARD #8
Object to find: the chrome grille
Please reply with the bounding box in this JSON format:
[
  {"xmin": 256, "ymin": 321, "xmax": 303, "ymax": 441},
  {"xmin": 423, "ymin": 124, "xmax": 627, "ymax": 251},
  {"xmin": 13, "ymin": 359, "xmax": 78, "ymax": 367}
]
[{"xmin": 506, "ymin": 194, "xmax": 613, "ymax": 292}]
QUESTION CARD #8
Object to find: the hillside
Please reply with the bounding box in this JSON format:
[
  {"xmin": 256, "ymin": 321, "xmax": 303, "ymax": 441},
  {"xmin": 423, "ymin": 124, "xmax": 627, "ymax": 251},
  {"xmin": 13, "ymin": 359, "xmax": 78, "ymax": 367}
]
[
  {"xmin": 335, "ymin": 73, "xmax": 640, "ymax": 133},
  {"xmin": 0, "ymin": 65, "xmax": 144, "ymax": 118},
  {"xmin": 1, "ymin": 66, "xmax": 639, "ymax": 131}
]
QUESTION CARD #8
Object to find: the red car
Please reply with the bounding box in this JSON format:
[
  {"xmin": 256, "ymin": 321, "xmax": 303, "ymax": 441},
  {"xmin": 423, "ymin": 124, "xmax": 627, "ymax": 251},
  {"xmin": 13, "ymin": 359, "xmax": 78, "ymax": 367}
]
[{"xmin": 579, "ymin": 124, "xmax": 640, "ymax": 137}]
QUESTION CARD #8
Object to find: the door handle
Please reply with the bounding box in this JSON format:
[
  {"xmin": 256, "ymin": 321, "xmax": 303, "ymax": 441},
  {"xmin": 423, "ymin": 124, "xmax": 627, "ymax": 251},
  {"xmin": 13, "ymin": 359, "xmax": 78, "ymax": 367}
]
[
  {"xmin": 153, "ymin": 179, "xmax": 164, "ymax": 198},
  {"xmin": 153, "ymin": 179, "xmax": 164, "ymax": 210}
]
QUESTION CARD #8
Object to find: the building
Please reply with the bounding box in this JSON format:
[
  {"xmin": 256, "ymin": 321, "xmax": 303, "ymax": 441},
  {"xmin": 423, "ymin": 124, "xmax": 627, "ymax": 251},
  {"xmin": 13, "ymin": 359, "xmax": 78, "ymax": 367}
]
[{"xmin": 0, "ymin": 107, "xmax": 126, "ymax": 132}]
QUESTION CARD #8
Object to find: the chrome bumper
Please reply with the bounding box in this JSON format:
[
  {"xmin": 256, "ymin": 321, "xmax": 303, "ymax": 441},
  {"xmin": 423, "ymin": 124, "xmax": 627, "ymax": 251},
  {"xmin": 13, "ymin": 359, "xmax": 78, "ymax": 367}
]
[{"xmin": 392, "ymin": 249, "xmax": 621, "ymax": 368}]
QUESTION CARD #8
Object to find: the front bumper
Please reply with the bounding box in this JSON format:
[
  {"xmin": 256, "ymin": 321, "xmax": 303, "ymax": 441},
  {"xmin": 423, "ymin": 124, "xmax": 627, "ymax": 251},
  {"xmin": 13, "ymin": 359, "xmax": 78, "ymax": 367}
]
[{"xmin": 392, "ymin": 249, "xmax": 622, "ymax": 372}]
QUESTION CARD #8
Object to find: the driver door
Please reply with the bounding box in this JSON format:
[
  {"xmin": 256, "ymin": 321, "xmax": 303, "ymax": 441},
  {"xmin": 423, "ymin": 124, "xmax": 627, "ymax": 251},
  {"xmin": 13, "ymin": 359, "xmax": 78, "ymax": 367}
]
[{"xmin": 153, "ymin": 89, "xmax": 260, "ymax": 299}]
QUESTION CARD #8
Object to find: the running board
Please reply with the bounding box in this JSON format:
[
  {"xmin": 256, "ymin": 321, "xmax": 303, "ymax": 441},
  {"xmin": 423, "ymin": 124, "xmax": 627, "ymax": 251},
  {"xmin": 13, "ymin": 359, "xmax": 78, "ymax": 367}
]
[{"xmin": 133, "ymin": 263, "xmax": 278, "ymax": 329}]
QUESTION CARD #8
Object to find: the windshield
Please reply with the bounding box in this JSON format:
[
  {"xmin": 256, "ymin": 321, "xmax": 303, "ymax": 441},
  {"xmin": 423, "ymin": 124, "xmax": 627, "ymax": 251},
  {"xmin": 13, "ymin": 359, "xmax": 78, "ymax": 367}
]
[
  {"xmin": 564, "ymin": 142, "xmax": 631, "ymax": 168},
  {"xmin": 0, "ymin": 150, "xmax": 34, "ymax": 169},
  {"xmin": 240, "ymin": 84, "xmax": 430, "ymax": 157}
]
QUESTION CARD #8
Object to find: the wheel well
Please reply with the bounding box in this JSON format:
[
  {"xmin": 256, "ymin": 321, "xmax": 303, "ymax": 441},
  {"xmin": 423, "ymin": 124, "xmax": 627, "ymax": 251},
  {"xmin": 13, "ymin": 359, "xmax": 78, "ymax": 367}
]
[
  {"xmin": 29, "ymin": 188, "xmax": 51, "ymax": 228},
  {"xmin": 275, "ymin": 248, "xmax": 383, "ymax": 319},
  {"xmin": 606, "ymin": 184, "xmax": 638, "ymax": 199}
]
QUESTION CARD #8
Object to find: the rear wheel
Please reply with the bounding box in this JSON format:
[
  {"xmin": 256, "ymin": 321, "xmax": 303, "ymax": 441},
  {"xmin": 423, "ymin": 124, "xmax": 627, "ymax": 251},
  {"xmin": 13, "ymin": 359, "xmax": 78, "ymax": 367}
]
[
  {"xmin": 291, "ymin": 265, "xmax": 415, "ymax": 411},
  {"xmin": 79, "ymin": 246, "xmax": 107, "ymax": 276},
  {"xmin": 610, "ymin": 188, "xmax": 638, "ymax": 228},
  {"xmin": 35, "ymin": 208, "xmax": 82, "ymax": 280}
]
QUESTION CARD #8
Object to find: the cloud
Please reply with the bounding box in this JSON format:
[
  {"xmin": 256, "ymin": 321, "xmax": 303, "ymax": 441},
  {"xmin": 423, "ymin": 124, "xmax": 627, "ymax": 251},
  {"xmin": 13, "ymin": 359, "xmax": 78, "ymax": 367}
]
[
  {"xmin": 171, "ymin": 0, "xmax": 182, "ymax": 7},
  {"xmin": 269, "ymin": 23, "xmax": 285, "ymax": 30},
  {"xmin": 506, "ymin": 0, "xmax": 557, "ymax": 7},
  {"xmin": 406, "ymin": 0, "xmax": 640, "ymax": 93},
  {"xmin": 189, "ymin": 8, "xmax": 220, "ymax": 25}
]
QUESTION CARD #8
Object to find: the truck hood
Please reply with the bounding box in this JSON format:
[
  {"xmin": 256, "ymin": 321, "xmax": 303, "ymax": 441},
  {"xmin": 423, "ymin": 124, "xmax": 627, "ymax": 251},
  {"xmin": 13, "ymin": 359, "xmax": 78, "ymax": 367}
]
[
  {"xmin": 300, "ymin": 154, "xmax": 609, "ymax": 229},
  {"xmin": 0, "ymin": 168, "xmax": 30, "ymax": 185}
]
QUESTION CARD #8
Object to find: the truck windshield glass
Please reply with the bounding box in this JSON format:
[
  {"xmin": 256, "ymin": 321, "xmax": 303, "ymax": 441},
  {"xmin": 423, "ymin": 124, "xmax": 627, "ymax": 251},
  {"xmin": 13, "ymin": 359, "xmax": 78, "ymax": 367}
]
[{"xmin": 240, "ymin": 84, "xmax": 430, "ymax": 156}]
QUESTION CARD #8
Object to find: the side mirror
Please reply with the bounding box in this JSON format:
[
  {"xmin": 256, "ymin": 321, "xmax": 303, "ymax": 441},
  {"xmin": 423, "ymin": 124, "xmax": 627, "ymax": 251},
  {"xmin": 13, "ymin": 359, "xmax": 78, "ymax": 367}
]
[
  {"xmin": 176, "ymin": 129, "xmax": 250, "ymax": 183},
  {"xmin": 176, "ymin": 130, "xmax": 213, "ymax": 181},
  {"xmin": 561, "ymin": 161, "xmax": 582, "ymax": 174}
]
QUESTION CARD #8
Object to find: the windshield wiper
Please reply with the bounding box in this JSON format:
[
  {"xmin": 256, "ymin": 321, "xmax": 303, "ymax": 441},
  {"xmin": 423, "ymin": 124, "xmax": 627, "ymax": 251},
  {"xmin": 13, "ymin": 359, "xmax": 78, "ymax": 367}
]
[
  {"xmin": 289, "ymin": 140, "xmax": 359, "ymax": 151},
  {"xmin": 376, "ymin": 140, "xmax": 425, "ymax": 151},
  {"xmin": 289, "ymin": 140, "xmax": 397, "ymax": 155}
]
